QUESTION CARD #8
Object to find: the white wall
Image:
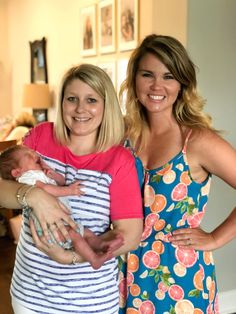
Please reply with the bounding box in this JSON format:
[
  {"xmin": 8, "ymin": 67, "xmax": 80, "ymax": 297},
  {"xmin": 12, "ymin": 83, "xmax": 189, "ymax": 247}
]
[
  {"xmin": 188, "ymin": 0, "xmax": 236, "ymax": 298},
  {"xmin": 0, "ymin": 0, "xmax": 12, "ymax": 116}
]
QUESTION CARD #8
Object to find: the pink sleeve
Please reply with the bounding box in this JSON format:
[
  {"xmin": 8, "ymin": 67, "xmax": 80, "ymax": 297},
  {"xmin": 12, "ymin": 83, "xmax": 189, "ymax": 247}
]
[{"xmin": 110, "ymin": 149, "xmax": 143, "ymax": 221}]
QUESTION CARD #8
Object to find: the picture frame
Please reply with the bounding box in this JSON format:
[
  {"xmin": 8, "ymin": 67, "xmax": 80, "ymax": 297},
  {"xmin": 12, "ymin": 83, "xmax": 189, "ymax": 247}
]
[
  {"xmin": 117, "ymin": 0, "xmax": 139, "ymax": 52},
  {"xmin": 30, "ymin": 37, "xmax": 48, "ymax": 83},
  {"xmin": 81, "ymin": 5, "xmax": 97, "ymax": 57},
  {"xmin": 98, "ymin": 0, "xmax": 116, "ymax": 54},
  {"xmin": 97, "ymin": 61, "xmax": 116, "ymax": 89}
]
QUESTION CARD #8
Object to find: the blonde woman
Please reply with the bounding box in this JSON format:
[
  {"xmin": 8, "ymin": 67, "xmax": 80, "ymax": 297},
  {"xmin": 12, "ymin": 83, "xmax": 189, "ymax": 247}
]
[
  {"xmin": 0, "ymin": 64, "xmax": 143, "ymax": 314},
  {"xmin": 118, "ymin": 34, "xmax": 236, "ymax": 313}
]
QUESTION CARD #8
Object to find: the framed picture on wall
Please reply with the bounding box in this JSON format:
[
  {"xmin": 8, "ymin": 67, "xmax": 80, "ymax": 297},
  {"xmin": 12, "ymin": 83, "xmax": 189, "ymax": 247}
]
[
  {"xmin": 117, "ymin": 0, "xmax": 139, "ymax": 51},
  {"xmin": 30, "ymin": 37, "xmax": 48, "ymax": 83},
  {"xmin": 98, "ymin": 0, "xmax": 116, "ymax": 54},
  {"xmin": 97, "ymin": 61, "xmax": 116, "ymax": 89},
  {"xmin": 81, "ymin": 5, "xmax": 97, "ymax": 57}
]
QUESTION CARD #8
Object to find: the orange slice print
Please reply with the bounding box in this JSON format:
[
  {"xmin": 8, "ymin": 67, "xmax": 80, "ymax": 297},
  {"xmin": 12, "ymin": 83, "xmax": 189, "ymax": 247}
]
[
  {"xmin": 157, "ymin": 163, "xmax": 172, "ymax": 176},
  {"xmin": 141, "ymin": 225, "xmax": 152, "ymax": 241},
  {"xmin": 173, "ymin": 262, "xmax": 187, "ymax": 277},
  {"xmin": 206, "ymin": 303, "xmax": 214, "ymax": 314},
  {"xmin": 175, "ymin": 299, "xmax": 194, "ymax": 314},
  {"xmin": 127, "ymin": 271, "xmax": 134, "ymax": 286},
  {"xmin": 158, "ymin": 281, "xmax": 168, "ymax": 292},
  {"xmin": 127, "ymin": 308, "xmax": 139, "ymax": 314},
  {"xmin": 168, "ymin": 284, "xmax": 184, "ymax": 301},
  {"xmin": 150, "ymin": 194, "xmax": 167, "ymax": 213},
  {"xmin": 203, "ymin": 251, "xmax": 213, "ymax": 265},
  {"xmin": 180, "ymin": 171, "xmax": 192, "ymax": 185},
  {"xmin": 142, "ymin": 250, "xmax": 160, "ymax": 269},
  {"xmin": 145, "ymin": 213, "xmax": 159, "ymax": 228},
  {"xmin": 154, "ymin": 218, "xmax": 166, "ymax": 231},
  {"xmin": 171, "ymin": 183, "xmax": 188, "ymax": 201},
  {"xmin": 175, "ymin": 247, "xmax": 198, "ymax": 268},
  {"xmin": 187, "ymin": 212, "xmax": 204, "ymax": 228},
  {"xmin": 128, "ymin": 254, "xmax": 139, "ymax": 273},
  {"xmin": 193, "ymin": 264, "xmax": 204, "ymax": 291},
  {"xmin": 139, "ymin": 300, "xmax": 155, "ymax": 314},
  {"xmin": 133, "ymin": 298, "xmax": 142, "ymax": 308},
  {"xmin": 152, "ymin": 240, "xmax": 164, "ymax": 254},
  {"xmin": 193, "ymin": 309, "xmax": 204, "ymax": 314},
  {"xmin": 163, "ymin": 170, "xmax": 176, "ymax": 184},
  {"xmin": 130, "ymin": 284, "xmax": 141, "ymax": 297},
  {"xmin": 144, "ymin": 185, "xmax": 155, "ymax": 207},
  {"xmin": 209, "ymin": 280, "xmax": 216, "ymax": 303}
]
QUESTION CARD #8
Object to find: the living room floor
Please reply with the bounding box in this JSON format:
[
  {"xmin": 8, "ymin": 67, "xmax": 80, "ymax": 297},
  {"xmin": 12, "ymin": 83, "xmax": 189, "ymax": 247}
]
[{"xmin": 0, "ymin": 235, "xmax": 15, "ymax": 314}]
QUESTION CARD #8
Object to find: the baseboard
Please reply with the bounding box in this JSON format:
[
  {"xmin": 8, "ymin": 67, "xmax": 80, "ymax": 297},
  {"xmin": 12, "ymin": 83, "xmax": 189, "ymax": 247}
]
[{"xmin": 219, "ymin": 289, "xmax": 236, "ymax": 314}]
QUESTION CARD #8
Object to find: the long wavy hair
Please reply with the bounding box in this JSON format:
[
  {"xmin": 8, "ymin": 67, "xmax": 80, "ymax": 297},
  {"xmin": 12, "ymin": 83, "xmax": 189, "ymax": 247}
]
[
  {"xmin": 120, "ymin": 34, "xmax": 216, "ymax": 150},
  {"xmin": 55, "ymin": 64, "xmax": 124, "ymax": 152}
]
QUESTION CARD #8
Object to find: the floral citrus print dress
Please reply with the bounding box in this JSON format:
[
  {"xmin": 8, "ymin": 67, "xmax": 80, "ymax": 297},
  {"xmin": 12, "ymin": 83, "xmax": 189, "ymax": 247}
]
[{"xmin": 119, "ymin": 131, "xmax": 219, "ymax": 314}]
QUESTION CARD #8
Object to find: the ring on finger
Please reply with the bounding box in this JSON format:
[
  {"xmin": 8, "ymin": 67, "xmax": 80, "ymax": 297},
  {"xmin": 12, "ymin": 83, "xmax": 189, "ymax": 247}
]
[{"xmin": 188, "ymin": 238, "xmax": 192, "ymax": 246}]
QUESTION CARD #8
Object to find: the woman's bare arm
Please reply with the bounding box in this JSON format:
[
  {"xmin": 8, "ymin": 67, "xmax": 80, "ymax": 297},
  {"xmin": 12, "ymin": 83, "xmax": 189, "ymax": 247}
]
[
  {"xmin": 0, "ymin": 180, "xmax": 22, "ymax": 209},
  {"xmin": 170, "ymin": 131, "xmax": 236, "ymax": 250},
  {"xmin": 0, "ymin": 179, "xmax": 78, "ymax": 241}
]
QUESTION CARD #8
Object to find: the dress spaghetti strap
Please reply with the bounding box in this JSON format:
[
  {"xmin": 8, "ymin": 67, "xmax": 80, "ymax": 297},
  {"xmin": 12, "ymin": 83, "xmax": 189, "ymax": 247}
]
[{"xmin": 182, "ymin": 129, "xmax": 192, "ymax": 154}]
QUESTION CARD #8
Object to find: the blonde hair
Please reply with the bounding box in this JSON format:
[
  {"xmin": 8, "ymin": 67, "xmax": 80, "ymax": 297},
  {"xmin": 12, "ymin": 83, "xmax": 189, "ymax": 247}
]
[
  {"xmin": 55, "ymin": 64, "xmax": 124, "ymax": 152},
  {"xmin": 120, "ymin": 34, "xmax": 216, "ymax": 149}
]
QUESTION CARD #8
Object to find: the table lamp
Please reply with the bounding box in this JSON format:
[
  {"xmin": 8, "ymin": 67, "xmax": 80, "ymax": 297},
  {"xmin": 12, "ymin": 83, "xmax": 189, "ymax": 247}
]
[{"xmin": 22, "ymin": 83, "xmax": 51, "ymax": 123}]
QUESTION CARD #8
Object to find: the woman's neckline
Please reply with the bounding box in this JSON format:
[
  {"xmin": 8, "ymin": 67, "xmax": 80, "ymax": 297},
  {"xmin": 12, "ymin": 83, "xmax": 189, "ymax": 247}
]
[{"xmin": 136, "ymin": 150, "xmax": 183, "ymax": 173}]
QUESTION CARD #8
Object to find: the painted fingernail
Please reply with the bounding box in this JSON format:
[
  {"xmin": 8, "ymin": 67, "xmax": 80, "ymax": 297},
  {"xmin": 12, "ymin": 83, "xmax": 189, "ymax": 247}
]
[
  {"xmin": 48, "ymin": 239, "xmax": 53, "ymax": 244},
  {"xmin": 37, "ymin": 230, "xmax": 43, "ymax": 236}
]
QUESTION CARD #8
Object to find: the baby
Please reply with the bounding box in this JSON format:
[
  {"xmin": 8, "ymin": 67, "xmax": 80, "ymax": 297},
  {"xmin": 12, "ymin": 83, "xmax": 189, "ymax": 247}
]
[{"xmin": 0, "ymin": 145, "xmax": 123, "ymax": 269}]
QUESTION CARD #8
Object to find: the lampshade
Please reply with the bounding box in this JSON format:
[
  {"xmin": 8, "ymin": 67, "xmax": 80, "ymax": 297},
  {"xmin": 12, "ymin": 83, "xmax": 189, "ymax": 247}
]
[{"xmin": 22, "ymin": 83, "xmax": 51, "ymax": 109}]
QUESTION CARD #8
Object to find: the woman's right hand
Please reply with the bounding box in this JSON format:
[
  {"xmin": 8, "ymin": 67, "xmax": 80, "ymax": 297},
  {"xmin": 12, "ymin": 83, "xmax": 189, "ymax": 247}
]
[
  {"xmin": 27, "ymin": 187, "xmax": 78, "ymax": 243},
  {"xmin": 30, "ymin": 219, "xmax": 81, "ymax": 264}
]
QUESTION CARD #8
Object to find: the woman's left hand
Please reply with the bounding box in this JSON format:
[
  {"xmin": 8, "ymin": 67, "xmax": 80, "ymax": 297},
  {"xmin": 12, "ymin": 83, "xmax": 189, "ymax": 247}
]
[
  {"xmin": 30, "ymin": 219, "xmax": 81, "ymax": 264},
  {"xmin": 169, "ymin": 227, "xmax": 218, "ymax": 251}
]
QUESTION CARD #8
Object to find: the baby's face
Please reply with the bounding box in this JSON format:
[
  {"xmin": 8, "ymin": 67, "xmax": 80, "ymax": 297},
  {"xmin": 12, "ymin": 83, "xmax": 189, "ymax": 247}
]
[{"xmin": 17, "ymin": 149, "xmax": 42, "ymax": 173}]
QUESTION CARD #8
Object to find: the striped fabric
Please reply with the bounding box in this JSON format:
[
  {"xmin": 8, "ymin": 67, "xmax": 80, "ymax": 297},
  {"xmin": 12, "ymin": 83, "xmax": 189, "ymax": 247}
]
[
  {"xmin": 11, "ymin": 162, "xmax": 119, "ymax": 314},
  {"xmin": 10, "ymin": 122, "xmax": 142, "ymax": 313}
]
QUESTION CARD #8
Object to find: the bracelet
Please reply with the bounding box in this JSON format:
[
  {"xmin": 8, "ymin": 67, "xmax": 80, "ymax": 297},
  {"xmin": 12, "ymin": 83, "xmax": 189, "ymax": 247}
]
[
  {"xmin": 71, "ymin": 251, "xmax": 79, "ymax": 265},
  {"xmin": 16, "ymin": 185, "xmax": 28, "ymax": 207},
  {"xmin": 16, "ymin": 184, "xmax": 36, "ymax": 208}
]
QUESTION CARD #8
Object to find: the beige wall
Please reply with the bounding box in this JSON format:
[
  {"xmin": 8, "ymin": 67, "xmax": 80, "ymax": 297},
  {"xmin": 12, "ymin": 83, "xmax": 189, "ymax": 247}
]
[
  {"xmin": 187, "ymin": 0, "xmax": 236, "ymax": 299},
  {"xmin": 140, "ymin": 0, "xmax": 187, "ymax": 45},
  {"xmin": 0, "ymin": 0, "xmax": 11, "ymax": 116},
  {"xmin": 0, "ymin": 0, "xmax": 187, "ymax": 120}
]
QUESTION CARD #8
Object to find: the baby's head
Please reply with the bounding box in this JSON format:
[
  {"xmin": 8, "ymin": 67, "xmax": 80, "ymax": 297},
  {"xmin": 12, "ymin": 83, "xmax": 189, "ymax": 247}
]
[{"xmin": 0, "ymin": 145, "xmax": 42, "ymax": 180}]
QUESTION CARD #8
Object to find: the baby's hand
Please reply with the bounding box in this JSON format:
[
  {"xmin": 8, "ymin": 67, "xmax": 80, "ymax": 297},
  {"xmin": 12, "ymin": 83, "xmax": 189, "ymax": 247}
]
[{"xmin": 67, "ymin": 181, "xmax": 84, "ymax": 196}]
